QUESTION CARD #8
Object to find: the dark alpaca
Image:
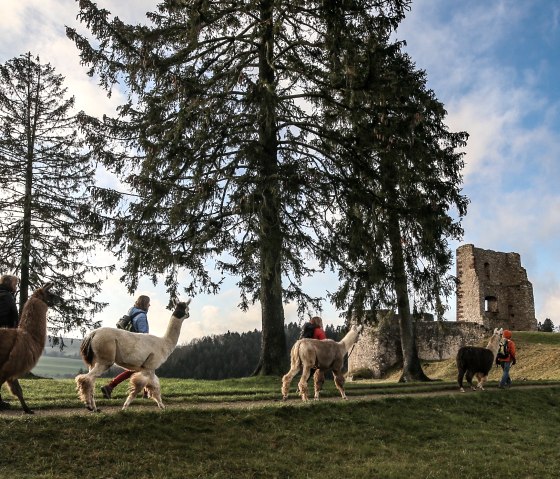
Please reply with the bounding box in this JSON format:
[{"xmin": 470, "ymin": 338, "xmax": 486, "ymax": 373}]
[
  {"xmin": 0, "ymin": 283, "xmax": 58, "ymax": 413},
  {"xmin": 456, "ymin": 327, "xmax": 503, "ymax": 392}
]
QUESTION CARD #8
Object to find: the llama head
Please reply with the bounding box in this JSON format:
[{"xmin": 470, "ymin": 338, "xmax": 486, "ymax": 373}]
[
  {"xmin": 172, "ymin": 298, "xmax": 191, "ymax": 319},
  {"xmin": 493, "ymin": 327, "xmax": 503, "ymax": 337},
  {"xmin": 31, "ymin": 283, "xmax": 62, "ymax": 307}
]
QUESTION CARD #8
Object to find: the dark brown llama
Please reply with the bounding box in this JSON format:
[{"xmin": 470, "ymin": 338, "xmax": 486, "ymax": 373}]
[
  {"xmin": 456, "ymin": 327, "xmax": 503, "ymax": 392},
  {"xmin": 0, "ymin": 283, "xmax": 58, "ymax": 414}
]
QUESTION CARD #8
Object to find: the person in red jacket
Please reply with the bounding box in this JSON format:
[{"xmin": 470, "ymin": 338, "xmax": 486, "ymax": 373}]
[
  {"xmin": 311, "ymin": 316, "xmax": 327, "ymax": 340},
  {"xmin": 497, "ymin": 329, "xmax": 516, "ymax": 388}
]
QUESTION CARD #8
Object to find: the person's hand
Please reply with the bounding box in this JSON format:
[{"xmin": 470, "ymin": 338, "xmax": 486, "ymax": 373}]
[{"xmin": 512, "ymin": 357, "xmax": 516, "ymax": 366}]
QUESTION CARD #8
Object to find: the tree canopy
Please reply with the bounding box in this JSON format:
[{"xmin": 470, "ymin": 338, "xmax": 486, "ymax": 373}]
[
  {"xmin": 0, "ymin": 53, "xmax": 111, "ymax": 335},
  {"xmin": 66, "ymin": 0, "xmax": 467, "ymax": 375}
]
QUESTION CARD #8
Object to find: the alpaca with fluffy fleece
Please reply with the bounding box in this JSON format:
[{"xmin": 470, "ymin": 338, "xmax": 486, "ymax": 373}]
[
  {"xmin": 456, "ymin": 327, "xmax": 503, "ymax": 392},
  {"xmin": 0, "ymin": 283, "xmax": 58, "ymax": 414},
  {"xmin": 75, "ymin": 299, "xmax": 190, "ymax": 412},
  {"xmin": 282, "ymin": 325, "xmax": 363, "ymax": 401}
]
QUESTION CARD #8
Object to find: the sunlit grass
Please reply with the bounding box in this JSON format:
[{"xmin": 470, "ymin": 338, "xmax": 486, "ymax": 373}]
[{"xmin": 2, "ymin": 386, "xmax": 560, "ymax": 478}]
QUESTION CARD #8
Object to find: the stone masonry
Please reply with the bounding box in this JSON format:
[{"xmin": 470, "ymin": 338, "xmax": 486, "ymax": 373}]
[
  {"xmin": 456, "ymin": 244, "xmax": 537, "ymax": 331},
  {"xmin": 348, "ymin": 244, "xmax": 537, "ymax": 379}
]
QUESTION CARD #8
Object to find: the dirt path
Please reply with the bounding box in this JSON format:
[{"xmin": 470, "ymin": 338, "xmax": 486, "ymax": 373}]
[{"xmin": 1, "ymin": 383, "xmax": 557, "ymax": 418}]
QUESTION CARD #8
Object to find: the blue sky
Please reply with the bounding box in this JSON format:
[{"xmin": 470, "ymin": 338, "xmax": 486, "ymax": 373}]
[{"xmin": 0, "ymin": 0, "xmax": 559, "ymax": 343}]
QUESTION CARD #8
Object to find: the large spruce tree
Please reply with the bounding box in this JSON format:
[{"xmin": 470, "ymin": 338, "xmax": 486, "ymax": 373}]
[
  {"xmin": 67, "ymin": 0, "xmax": 410, "ymax": 374},
  {"xmin": 0, "ymin": 53, "xmax": 111, "ymax": 336},
  {"xmin": 324, "ymin": 39, "xmax": 469, "ymax": 380}
]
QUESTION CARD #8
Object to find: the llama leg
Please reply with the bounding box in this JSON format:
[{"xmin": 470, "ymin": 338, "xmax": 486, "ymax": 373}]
[
  {"xmin": 75, "ymin": 363, "xmax": 110, "ymax": 412},
  {"xmin": 123, "ymin": 372, "xmax": 146, "ymax": 410},
  {"xmin": 465, "ymin": 370, "xmax": 476, "ymax": 390},
  {"xmin": 146, "ymin": 373, "xmax": 164, "ymax": 409},
  {"xmin": 457, "ymin": 368, "xmax": 466, "ymax": 392},
  {"xmin": 313, "ymin": 370, "xmax": 325, "ymax": 400},
  {"xmin": 7, "ymin": 379, "xmax": 33, "ymax": 414},
  {"xmin": 281, "ymin": 366, "xmax": 300, "ymax": 400},
  {"xmin": 333, "ymin": 371, "xmax": 347, "ymax": 400},
  {"xmin": 298, "ymin": 366, "xmax": 311, "ymax": 401},
  {"xmin": 476, "ymin": 373, "xmax": 487, "ymax": 390}
]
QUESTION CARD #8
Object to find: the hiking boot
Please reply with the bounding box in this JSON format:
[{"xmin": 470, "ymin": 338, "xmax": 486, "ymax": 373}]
[
  {"xmin": 0, "ymin": 399, "xmax": 11, "ymax": 410},
  {"xmin": 101, "ymin": 385, "xmax": 113, "ymax": 399}
]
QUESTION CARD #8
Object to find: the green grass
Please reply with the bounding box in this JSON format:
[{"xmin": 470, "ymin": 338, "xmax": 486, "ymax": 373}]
[
  {"xmin": 1, "ymin": 383, "xmax": 560, "ymax": 478},
  {"xmin": 2, "ymin": 331, "xmax": 560, "ymax": 478},
  {"xmin": 31, "ymin": 355, "xmax": 85, "ymax": 378}
]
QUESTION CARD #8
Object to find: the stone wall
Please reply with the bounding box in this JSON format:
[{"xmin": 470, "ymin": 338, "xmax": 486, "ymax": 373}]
[
  {"xmin": 456, "ymin": 244, "xmax": 537, "ymax": 331},
  {"xmin": 348, "ymin": 312, "xmax": 489, "ymax": 379},
  {"xmin": 348, "ymin": 244, "xmax": 538, "ymax": 379}
]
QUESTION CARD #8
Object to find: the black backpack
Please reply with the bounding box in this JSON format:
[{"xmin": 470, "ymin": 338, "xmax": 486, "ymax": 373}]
[
  {"xmin": 116, "ymin": 310, "xmax": 143, "ymax": 332},
  {"xmin": 497, "ymin": 339, "xmax": 509, "ymax": 359},
  {"xmin": 299, "ymin": 322, "xmax": 316, "ymax": 339}
]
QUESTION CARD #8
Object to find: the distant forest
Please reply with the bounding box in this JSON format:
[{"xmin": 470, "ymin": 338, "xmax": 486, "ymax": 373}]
[{"xmin": 156, "ymin": 322, "xmax": 348, "ymax": 379}]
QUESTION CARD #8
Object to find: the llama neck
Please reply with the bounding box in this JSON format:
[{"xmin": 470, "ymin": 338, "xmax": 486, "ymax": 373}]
[
  {"xmin": 18, "ymin": 298, "xmax": 48, "ymax": 347},
  {"xmin": 163, "ymin": 316, "xmax": 184, "ymax": 346},
  {"xmin": 486, "ymin": 334, "xmax": 501, "ymax": 358},
  {"xmin": 341, "ymin": 331, "xmax": 359, "ymax": 352}
]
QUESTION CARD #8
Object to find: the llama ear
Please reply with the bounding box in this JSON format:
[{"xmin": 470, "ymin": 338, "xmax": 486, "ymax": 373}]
[
  {"xmin": 42, "ymin": 282, "xmax": 53, "ymax": 292},
  {"xmin": 186, "ymin": 298, "xmax": 192, "ymax": 305}
]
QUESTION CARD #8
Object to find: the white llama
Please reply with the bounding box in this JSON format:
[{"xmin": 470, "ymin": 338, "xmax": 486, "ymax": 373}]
[{"xmin": 75, "ymin": 299, "xmax": 190, "ymax": 412}]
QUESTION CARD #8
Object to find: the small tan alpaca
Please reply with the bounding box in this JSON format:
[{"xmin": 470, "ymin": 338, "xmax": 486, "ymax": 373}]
[
  {"xmin": 0, "ymin": 283, "xmax": 58, "ymax": 414},
  {"xmin": 75, "ymin": 299, "xmax": 190, "ymax": 412},
  {"xmin": 282, "ymin": 325, "xmax": 363, "ymax": 401}
]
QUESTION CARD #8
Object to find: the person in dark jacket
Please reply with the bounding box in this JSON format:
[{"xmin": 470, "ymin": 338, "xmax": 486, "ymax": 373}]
[
  {"xmin": 100, "ymin": 295, "xmax": 151, "ymax": 399},
  {"xmin": 300, "ymin": 318, "xmax": 318, "ymax": 339},
  {"xmin": 0, "ymin": 274, "xmax": 20, "ymax": 409},
  {"xmin": 0, "ymin": 274, "xmax": 19, "ymax": 329}
]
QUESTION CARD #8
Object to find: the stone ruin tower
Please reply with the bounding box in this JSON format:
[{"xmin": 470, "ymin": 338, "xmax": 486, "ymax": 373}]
[{"xmin": 456, "ymin": 244, "xmax": 537, "ymax": 331}]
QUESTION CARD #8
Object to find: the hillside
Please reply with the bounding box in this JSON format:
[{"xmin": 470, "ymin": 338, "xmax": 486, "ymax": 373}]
[{"xmin": 383, "ymin": 331, "xmax": 560, "ymax": 382}]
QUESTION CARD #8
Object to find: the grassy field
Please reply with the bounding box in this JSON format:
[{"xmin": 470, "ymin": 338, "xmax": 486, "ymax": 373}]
[
  {"xmin": 31, "ymin": 355, "xmax": 85, "ymax": 378},
  {"xmin": 1, "ymin": 331, "xmax": 560, "ymax": 479}
]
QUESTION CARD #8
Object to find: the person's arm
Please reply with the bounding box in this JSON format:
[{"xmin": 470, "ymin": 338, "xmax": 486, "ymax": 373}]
[
  {"xmin": 510, "ymin": 341, "xmax": 516, "ymax": 364},
  {"xmin": 9, "ymin": 295, "xmax": 19, "ymax": 328},
  {"xmin": 134, "ymin": 311, "xmax": 149, "ymax": 334}
]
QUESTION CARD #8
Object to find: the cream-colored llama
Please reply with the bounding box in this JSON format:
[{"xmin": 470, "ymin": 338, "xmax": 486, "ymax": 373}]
[
  {"xmin": 75, "ymin": 299, "xmax": 190, "ymax": 412},
  {"xmin": 282, "ymin": 325, "xmax": 363, "ymax": 401}
]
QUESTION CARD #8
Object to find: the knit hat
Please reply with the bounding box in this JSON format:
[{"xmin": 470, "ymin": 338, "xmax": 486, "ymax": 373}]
[{"xmin": 503, "ymin": 330, "xmax": 512, "ymax": 339}]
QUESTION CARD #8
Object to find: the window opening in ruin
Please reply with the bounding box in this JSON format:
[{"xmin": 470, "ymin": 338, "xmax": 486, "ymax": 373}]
[
  {"xmin": 485, "ymin": 296, "xmax": 498, "ymax": 313},
  {"xmin": 484, "ymin": 262, "xmax": 490, "ymax": 279}
]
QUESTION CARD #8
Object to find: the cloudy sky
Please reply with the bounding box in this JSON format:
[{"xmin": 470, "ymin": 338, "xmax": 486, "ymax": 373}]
[{"xmin": 1, "ymin": 0, "xmax": 559, "ymax": 343}]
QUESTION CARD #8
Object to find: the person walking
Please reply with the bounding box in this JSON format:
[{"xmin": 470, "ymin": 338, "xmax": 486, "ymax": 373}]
[
  {"xmin": 0, "ymin": 274, "xmax": 20, "ymax": 409},
  {"xmin": 497, "ymin": 329, "xmax": 516, "ymax": 389},
  {"xmin": 311, "ymin": 316, "xmax": 327, "ymax": 340},
  {"xmin": 101, "ymin": 295, "xmax": 151, "ymax": 399}
]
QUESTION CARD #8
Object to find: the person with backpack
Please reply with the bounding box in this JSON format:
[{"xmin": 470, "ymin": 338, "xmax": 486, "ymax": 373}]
[
  {"xmin": 299, "ymin": 316, "xmax": 326, "ymax": 340},
  {"xmin": 496, "ymin": 329, "xmax": 516, "ymax": 389},
  {"xmin": 101, "ymin": 295, "xmax": 151, "ymax": 399},
  {"xmin": 0, "ymin": 274, "xmax": 19, "ymax": 409},
  {"xmin": 311, "ymin": 316, "xmax": 327, "ymax": 340}
]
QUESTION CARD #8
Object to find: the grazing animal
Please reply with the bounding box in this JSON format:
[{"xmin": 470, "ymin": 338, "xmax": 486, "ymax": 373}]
[
  {"xmin": 0, "ymin": 283, "xmax": 59, "ymax": 414},
  {"xmin": 456, "ymin": 327, "xmax": 503, "ymax": 392},
  {"xmin": 282, "ymin": 325, "xmax": 363, "ymax": 401},
  {"xmin": 75, "ymin": 299, "xmax": 191, "ymax": 412}
]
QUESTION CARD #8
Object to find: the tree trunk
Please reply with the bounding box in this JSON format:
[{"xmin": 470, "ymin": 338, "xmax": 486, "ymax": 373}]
[
  {"xmin": 19, "ymin": 54, "xmax": 40, "ymax": 314},
  {"xmin": 387, "ymin": 213, "xmax": 430, "ymax": 382},
  {"xmin": 253, "ymin": 0, "xmax": 287, "ymax": 376}
]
